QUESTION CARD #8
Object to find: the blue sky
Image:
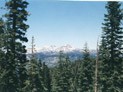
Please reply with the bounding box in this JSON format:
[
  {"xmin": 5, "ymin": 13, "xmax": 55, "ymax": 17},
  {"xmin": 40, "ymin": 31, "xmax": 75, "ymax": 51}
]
[
  {"xmin": 1, "ymin": 1, "xmax": 107, "ymax": 49},
  {"xmin": 26, "ymin": 1, "xmax": 107, "ymax": 49}
]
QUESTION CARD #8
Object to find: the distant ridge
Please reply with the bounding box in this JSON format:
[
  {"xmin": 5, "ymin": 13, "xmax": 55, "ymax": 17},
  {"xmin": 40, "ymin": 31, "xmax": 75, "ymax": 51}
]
[{"xmin": 27, "ymin": 44, "xmax": 96, "ymax": 66}]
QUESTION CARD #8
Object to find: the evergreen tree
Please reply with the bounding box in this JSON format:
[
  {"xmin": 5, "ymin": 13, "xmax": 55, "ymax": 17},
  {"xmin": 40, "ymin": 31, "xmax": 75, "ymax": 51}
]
[
  {"xmin": 99, "ymin": 1, "xmax": 123, "ymax": 91},
  {"xmin": 70, "ymin": 59, "xmax": 81, "ymax": 92},
  {"xmin": 0, "ymin": 18, "xmax": 5, "ymax": 60},
  {"xmin": 98, "ymin": 35, "xmax": 110, "ymax": 92},
  {"xmin": 78, "ymin": 43, "xmax": 94, "ymax": 92},
  {"xmin": 0, "ymin": 0, "xmax": 29, "ymax": 91},
  {"xmin": 52, "ymin": 51, "xmax": 72, "ymax": 92},
  {"xmin": 42, "ymin": 62, "xmax": 51, "ymax": 92},
  {"xmin": 24, "ymin": 58, "xmax": 45, "ymax": 92},
  {"xmin": 0, "ymin": 18, "xmax": 7, "ymax": 92},
  {"xmin": 24, "ymin": 36, "xmax": 49, "ymax": 92}
]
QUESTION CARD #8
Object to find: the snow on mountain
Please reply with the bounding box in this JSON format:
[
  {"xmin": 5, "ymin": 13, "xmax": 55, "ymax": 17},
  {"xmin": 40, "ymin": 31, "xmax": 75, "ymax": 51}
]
[
  {"xmin": 35, "ymin": 44, "xmax": 76, "ymax": 53},
  {"xmin": 27, "ymin": 44, "xmax": 96, "ymax": 56},
  {"xmin": 27, "ymin": 45, "xmax": 96, "ymax": 66},
  {"xmin": 56, "ymin": 44, "xmax": 75, "ymax": 52},
  {"xmin": 39, "ymin": 45, "xmax": 57, "ymax": 52}
]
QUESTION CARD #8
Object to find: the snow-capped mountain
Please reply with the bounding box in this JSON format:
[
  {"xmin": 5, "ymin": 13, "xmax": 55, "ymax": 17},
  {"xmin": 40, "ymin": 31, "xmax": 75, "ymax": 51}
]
[
  {"xmin": 27, "ymin": 45, "xmax": 96, "ymax": 66},
  {"xmin": 38, "ymin": 45, "xmax": 57, "ymax": 52},
  {"xmin": 36, "ymin": 44, "xmax": 76, "ymax": 53}
]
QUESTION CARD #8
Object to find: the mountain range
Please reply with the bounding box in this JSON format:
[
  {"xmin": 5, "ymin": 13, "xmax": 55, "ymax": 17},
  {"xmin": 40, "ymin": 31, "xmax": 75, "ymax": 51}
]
[{"xmin": 27, "ymin": 44, "xmax": 96, "ymax": 66}]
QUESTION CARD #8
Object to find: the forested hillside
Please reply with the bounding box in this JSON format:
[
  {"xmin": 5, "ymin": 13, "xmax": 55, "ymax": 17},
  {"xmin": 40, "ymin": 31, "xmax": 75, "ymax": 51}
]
[{"xmin": 0, "ymin": 1, "xmax": 123, "ymax": 92}]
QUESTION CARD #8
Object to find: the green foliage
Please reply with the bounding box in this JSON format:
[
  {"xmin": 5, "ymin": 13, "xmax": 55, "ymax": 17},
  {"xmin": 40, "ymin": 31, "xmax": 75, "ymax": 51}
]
[
  {"xmin": 77, "ymin": 43, "xmax": 94, "ymax": 92},
  {"xmin": 0, "ymin": 18, "xmax": 7, "ymax": 92},
  {"xmin": 24, "ymin": 59, "xmax": 45, "ymax": 92},
  {"xmin": 1, "ymin": 1, "xmax": 123, "ymax": 92},
  {"xmin": 99, "ymin": 1, "xmax": 123, "ymax": 91},
  {"xmin": 51, "ymin": 49, "xmax": 94, "ymax": 92},
  {"xmin": 0, "ymin": 0, "xmax": 29, "ymax": 91},
  {"xmin": 24, "ymin": 58, "xmax": 51, "ymax": 92},
  {"xmin": 51, "ymin": 51, "xmax": 72, "ymax": 92},
  {"xmin": 42, "ymin": 62, "xmax": 51, "ymax": 92}
]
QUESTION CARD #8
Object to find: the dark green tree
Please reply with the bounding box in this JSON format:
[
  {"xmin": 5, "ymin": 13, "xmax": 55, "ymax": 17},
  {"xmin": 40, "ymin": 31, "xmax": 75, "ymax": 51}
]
[
  {"xmin": 0, "ymin": 18, "xmax": 7, "ymax": 92},
  {"xmin": 99, "ymin": 1, "xmax": 123, "ymax": 91},
  {"xmin": 70, "ymin": 59, "xmax": 81, "ymax": 92},
  {"xmin": 24, "ymin": 58, "xmax": 45, "ymax": 92},
  {"xmin": 77, "ymin": 43, "xmax": 94, "ymax": 92},
  {"xmin": 24, "ymin": 36, "xmax": 49, "ymax": 92},
  {"xmin": 0, "ymin": 18, "xmax": 5, "ymax": 61},
  {"xmin": 51, "ymin": 51, "xmax": 72, "ymax": 92},
  {"xmin": 42, "ymin": 62, "xmax": 51, "ymax": 92},
  {"xmin": 0, "ymin": 0, "xmax": 29, "ymax": 91}
]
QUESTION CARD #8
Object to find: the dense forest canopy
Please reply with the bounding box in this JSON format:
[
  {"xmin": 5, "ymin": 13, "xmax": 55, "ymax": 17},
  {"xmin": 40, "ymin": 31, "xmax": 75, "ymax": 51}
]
[{"xmin": 0, "ymin": 1, "xmax": 123, "ymax": 92}]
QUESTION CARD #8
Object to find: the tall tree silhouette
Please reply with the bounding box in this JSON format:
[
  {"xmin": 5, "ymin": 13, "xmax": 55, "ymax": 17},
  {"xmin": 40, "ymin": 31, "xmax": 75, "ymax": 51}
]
[
  {"xmin": 78, "ymin": 43, "xmax": 94, "ymax": 92},
  {"xmin": 99, "ymin": 1, "xmax": 123, "ymax": 91},
  {"xmin": 0, "ymin": 0, "xmax": 29, "ymax": 91}
]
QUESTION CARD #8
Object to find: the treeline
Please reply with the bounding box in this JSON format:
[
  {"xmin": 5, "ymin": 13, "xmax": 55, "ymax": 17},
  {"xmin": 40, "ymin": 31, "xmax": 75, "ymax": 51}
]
[
  {"xmin": 50, "ymin": 44, "xmax": 95, "ymax": 92},
  {"xmin": 23, "ymin": 42, "xmax": 95, "ymax": 92},
  {"xmin": 0, "ymin": 0, "xmax": 123, "ymax": 92}
]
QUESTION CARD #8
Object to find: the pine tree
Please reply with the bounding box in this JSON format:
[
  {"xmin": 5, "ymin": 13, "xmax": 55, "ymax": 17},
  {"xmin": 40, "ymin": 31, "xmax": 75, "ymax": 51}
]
[
  {"xmin": 78, "ymin": 43, "xmax": 94, "ymax": 92},
  {"xmin": 99, "ymin": 1, "xmax": 123, "ymax": 91},
  {"xmin": 70, "ymin": 59, "xmax": 81, "ymax": 92},
  {"xmin": 0, "ymin": 18, "xmax": 5, "ymax": 58},
  {"xmin": 42, "ymin": 62, "xmax": 51, "ymax": 92},
  {"xmin": 52, "ymin": 51, "xmax": 72, "ymax": 92},
  {"xmin": 24, "ymin": 36, "xmax": 45, "ymax": 92},
  {"xmin": 24, "ymin": 58, "xmax": 45, "ymax": 92},
  {"xmin": 24, "ymin": 36, "xmax": 51, "ymax": 92},
  {"xmin": 0, "ymin": 0, "xmax": 29, "ymax": 91},
  {"xmin": 0, "ymin": 18, "xmax": 7, "ymax": 92},
  {"xmin": 98, "ymin": 34, "xmax": 110, "ymax": 92}
]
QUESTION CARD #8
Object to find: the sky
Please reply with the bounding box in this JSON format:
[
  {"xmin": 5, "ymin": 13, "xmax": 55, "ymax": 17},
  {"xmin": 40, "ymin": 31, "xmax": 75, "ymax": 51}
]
[
  {"xmin": 1, "ymin": 1, "xmax": 108, "ymax": 49},
  {"xmin": 26, "ymin": 1, "xmax": 107, "ymax": 50}
]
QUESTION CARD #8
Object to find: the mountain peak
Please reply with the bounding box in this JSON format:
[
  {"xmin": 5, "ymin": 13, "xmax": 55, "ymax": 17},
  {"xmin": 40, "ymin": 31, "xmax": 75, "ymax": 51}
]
[
  {"xmin": 56, "ymin": 44, "xmax": 74, "ymax": 52},
  {"xmin": 31, "ymin": 44, "xmax": 75, "ymax": 53}
]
